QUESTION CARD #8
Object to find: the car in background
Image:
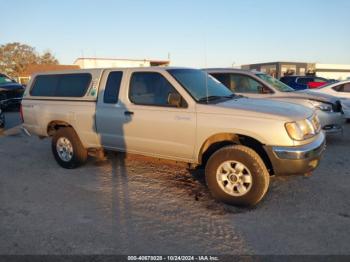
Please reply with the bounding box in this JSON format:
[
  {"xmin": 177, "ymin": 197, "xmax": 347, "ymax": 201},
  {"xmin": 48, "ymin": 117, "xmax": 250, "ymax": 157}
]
[
  {"xmin": 279, "ymin": 75, "xmax": 336, "ymax": 90},
  {"xmin": 0, "ymin": 73, "xmax": 25, "ymax": 110},
  {"xmin": 307, "ymin": 80, "xmax": 350, "ymax": 119},
  {"xmin": 205, "ymin": 68, "xmax": 344, "ymax": 134},
  {"xmin": 0, "ymin": 108, "xmax": 5, "ymax": 129}
]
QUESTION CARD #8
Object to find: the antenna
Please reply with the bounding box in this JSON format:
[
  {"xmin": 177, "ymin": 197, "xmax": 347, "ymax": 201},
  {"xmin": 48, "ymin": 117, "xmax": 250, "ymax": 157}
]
[
  {"xmin": 204, "ymin": 33, "xmax": 209, "ymax": 104},
  {"xmin": 81, "ymin": 50, "xmax": 85, "ymax": 68}
]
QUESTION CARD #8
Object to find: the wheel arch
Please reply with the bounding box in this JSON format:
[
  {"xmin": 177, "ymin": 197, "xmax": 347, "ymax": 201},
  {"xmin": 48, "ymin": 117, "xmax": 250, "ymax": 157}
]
[
  {"xmin": 198, "ymin": 133, "xmax": 274, "ymax": 175},
  {"xmin": 47, "ymin": 120, "xmax": 73, "ymax": 136}
]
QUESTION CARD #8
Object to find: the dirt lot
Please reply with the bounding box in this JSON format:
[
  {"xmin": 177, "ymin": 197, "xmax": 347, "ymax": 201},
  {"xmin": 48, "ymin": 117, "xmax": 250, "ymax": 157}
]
[{"xmin": 0, "ymin": 112, "xmax": 349, "ymax": 255}]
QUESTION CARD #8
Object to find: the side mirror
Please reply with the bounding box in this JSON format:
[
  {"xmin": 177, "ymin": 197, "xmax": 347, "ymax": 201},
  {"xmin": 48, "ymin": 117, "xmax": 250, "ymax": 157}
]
[{"xmin": 168, "ymin": 92, "xmax": 182, "ymax": 107}]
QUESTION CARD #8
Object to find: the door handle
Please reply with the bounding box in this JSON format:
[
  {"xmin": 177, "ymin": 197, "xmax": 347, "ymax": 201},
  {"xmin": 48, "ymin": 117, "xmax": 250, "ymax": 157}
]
[{"xmin": 124, "ymin": 111, "xmax": 134, "ymax": 116}]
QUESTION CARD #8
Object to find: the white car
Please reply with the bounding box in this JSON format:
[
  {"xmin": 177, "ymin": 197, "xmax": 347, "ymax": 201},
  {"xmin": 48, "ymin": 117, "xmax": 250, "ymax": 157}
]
[
  {"xmin": 205, "ymin": 68, "xmax": 345, "ymax": 134},
  {"xmin": 307, "ymin": 80, "xmax": 350, "ymax": 119}
]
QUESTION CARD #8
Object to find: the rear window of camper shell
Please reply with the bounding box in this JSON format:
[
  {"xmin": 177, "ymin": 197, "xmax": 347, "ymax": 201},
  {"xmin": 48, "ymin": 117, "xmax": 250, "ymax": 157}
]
[{"xmin": 30, "ymin": 73, "xmax": 92, "ymax": 97}]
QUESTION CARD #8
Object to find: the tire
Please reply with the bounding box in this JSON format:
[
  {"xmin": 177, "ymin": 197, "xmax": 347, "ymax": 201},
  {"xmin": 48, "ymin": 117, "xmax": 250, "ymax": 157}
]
[
  {"xmin": 51, "ymin": 127, "xmax": 87, "ymax": 169},
  {"xmin": 205, "ymin": 145, "xmax": 270, "ymax": 206}
]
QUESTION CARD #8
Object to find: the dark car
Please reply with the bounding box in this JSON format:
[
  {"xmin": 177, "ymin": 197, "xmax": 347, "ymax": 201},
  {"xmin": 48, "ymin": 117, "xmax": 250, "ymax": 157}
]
[
  {"xmin": 280, "ymin": 75, "xmax": 337, "ymax": 90},
  {"xmin": 0, "ymin": 108, "xmax": 5, "ymax": 128},
  {"xmin": 0, "ymin": 73, "xmax": 25, "ymax": 110}
]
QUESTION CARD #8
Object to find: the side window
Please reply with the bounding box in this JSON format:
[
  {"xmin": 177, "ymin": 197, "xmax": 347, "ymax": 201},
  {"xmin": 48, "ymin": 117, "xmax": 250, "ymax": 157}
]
[
  {"xmin": 31, "ymin": 74, "xmax": 91, "ymax": 97},
  {"xmin": 30, "ymin": 75, "xmax": 59, "ymax": 96},
  {"xmin": 280, "ymin": 77, "xmax": 294, "ymax": 85},
  {"xmin": 229, "ymin": 74, "xmax": 264, "ymax": 93},
  {"xmin": 296, "ymin": 77, "xmax": 312, "ymax": 85},
  {"xmin": 332, "ymin": 84, "xmax": 344, "ymax": 92},
  {"xmin": 314, "ymin": 77, "xmax": 327, "ymax": 82},
  {"xmin": 129, "ymin": 72, "xmax": 183, "ymax": 107},
  {"xmin": 342, "ymin": 83, "xmax": 350, "ymax": 92},
  {"xmin": 210, "ymin": 73, "xmax": 231, "ymax": 90},
  {"xmin": 56, "ymin": 74, "xmax": 91, "ymax": 97},
  {"xmin": 103, "ymin": 71, "xmax": 123, "ymax": 104}
]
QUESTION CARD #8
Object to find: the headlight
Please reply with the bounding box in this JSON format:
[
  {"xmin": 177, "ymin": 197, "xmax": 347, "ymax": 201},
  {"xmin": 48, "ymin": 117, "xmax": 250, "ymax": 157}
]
[
  {"xmin": 309, "ymin": 100, "xmax": 333, "ymax": 112},
  {"xmin": 285, "ymin": 118, "xmax": 317, "ymax": 141}
]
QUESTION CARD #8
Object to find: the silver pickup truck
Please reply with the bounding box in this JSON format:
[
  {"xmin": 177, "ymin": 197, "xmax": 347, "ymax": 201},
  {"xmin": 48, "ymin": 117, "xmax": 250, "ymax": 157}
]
[{"xmin": 22, "ymin": 67, "xmax": 326, "ymax": 206}]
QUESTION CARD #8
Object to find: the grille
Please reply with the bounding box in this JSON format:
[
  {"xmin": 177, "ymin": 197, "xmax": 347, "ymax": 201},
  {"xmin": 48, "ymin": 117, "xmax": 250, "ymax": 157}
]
[{"xmin": 332, "ymin": 100, "xmax": 342, "ymax": 113}]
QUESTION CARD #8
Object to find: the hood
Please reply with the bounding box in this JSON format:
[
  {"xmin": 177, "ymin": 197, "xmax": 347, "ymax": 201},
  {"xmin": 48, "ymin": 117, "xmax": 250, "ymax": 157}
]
[
  {"xmin": 0, "ymin": 82, "xmax": 24, "ymax": 91},
  {"xmin": 197, "ymin": 97, "xmax": 313, "ymax": 121},
  {"xmin": 271, "ymin": 90, "xmax": 338, "ymax": 104}
]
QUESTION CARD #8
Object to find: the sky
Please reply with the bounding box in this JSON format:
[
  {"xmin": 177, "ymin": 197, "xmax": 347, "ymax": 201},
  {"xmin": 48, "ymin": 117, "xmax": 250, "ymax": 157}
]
[{"xmin": 2, "ymin": 0, "xmax": 350, "ymax": 67}]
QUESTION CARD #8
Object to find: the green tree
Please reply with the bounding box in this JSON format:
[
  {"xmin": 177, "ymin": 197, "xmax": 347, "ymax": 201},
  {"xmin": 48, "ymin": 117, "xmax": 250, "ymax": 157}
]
[
  {"xmin": 0, "ymin": 42, "xmax": 59, "ymax": 77},
  {"xmin": 39, "ymin": 51, "xmax": 59, "ymax": 65}
]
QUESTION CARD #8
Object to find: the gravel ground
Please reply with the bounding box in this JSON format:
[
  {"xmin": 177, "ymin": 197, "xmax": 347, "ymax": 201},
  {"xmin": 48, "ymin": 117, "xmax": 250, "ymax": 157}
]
[{"xmin": 0, "ymin": 112, "xmax": 349, "ymax": 255}]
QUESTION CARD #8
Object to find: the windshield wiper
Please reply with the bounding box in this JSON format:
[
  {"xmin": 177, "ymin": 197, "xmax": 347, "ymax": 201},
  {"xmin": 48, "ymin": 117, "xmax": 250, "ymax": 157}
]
[{"xmin": 198, "ymin": 94, "xmax": 237, "ymax": 103}]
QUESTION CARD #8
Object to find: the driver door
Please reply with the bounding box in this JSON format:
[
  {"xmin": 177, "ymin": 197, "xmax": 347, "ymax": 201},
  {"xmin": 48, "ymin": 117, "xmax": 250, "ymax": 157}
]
[{"xmin": 122, "ymin": 70, "xmax": 196, "ymax": 161}]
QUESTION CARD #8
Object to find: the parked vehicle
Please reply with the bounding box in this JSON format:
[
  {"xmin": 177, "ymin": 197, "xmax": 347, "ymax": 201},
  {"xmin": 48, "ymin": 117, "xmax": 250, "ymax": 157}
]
[
  {"xmin": 0, "ymin": 108, "xmax": 4, "ymax": 129},
  {"xmin": 279, "ymin": 75, "xmax": 335, "ymax": 90},
  {"xmin": 22, "ymin": 68, "xmax": 326, "ymax": 206},
  {"xmin": 0, "ymin": 73, "xmax": 25, "ymax": 110},
  {"xmin": 306, "ymin": 80, "xmax": 350, "ymax": 119},
  {"xmin": 205, "ymin": 68, "xmax": 344, "ymax": 134}
]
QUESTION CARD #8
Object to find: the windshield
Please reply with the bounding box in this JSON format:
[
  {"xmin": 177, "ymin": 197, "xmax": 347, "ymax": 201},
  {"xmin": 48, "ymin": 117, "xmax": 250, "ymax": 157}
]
[
  {"xmin": 167, "ymin": 69, "xmax": 234, "ymax": 103},
  {"xmin": 0, "ymin": 75, "xmax": 14, "ymax": 85},
  {"xmin": 256, "ymin": 73, "xmax": 294, "ymax": 92}
]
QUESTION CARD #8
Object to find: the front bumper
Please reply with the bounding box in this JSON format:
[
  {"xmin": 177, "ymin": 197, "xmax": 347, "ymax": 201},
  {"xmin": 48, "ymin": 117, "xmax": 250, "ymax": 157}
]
[{"xmin": 264, "ymin": 132, "xmax": 326, "ymax": 175}]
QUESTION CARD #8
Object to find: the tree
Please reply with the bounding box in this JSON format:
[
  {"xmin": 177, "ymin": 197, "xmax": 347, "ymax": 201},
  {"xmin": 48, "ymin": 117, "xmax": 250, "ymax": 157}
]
[
  {"xmin": 0, "ymin": 42, "xmax": 59, "ymax": 77},
  {"xmin": 39, "ymin": 51, "xmax": 59, "ymax": 65}
]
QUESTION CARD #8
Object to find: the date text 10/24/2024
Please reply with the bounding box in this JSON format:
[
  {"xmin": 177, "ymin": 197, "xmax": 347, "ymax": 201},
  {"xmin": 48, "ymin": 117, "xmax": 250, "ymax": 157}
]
[{"xmin": 127, "ymin": 256, "xmax": 219, "ymax": 261}]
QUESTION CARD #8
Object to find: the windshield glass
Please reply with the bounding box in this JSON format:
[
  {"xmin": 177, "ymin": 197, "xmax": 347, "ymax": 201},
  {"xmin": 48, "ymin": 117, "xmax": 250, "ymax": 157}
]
[
  {"xmin": 167, "ymin": 69, "xmax": 234, "ymax": 102},
  {"xmin": 0, "ymin": 75, "xmax": 14, "ymax": 85},
  {"xmin": 256, "ymin": 73, "xmax": 294, "ymax": 92}
]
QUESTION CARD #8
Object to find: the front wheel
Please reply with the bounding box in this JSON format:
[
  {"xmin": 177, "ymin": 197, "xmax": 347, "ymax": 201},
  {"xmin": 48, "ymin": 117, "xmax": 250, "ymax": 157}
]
[
  {"xmin": 205, "ymin": 145, "xmax": 270, "ymax": 206},
  {"xmin": 52, "ymin": 127, "xmax": 87, "ymax": 169}
]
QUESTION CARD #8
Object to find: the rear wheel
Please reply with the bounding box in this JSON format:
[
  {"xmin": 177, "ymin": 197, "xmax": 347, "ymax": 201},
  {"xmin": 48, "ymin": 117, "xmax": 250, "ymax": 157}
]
[
  {"xmin": 52, "ymin": 127, "xmax": 87, "ymax": 169},
  {"xmin": 205, "ymin": 145, "xmax": 270, "ymax": 206}
]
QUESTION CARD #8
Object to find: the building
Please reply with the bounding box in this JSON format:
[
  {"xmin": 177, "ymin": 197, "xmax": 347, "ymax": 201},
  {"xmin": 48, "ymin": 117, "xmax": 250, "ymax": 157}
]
[
  {"xmin": 74, "ymin": 57, "xmax": 170, "ymax": 69},
  {"xmin": 15, "ymin": 57, "xmax": 170, "ymax": 85},
  {"xmin": 314, "ymin": 64, "xmax": 350, "ymax": 80},
  {"xmin": 241, "ymin": 62, "xmax": 350, "ymax": 80},
  {"xmin": 17, "ymin": 64, "xmax": 80, "ymax": 85}
]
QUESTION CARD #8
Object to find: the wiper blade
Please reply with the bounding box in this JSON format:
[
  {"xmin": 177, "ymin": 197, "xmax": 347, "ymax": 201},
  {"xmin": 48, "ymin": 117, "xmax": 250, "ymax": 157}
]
[
  {"xmin": 198, "ymin": 95, "xmax": 224, "ymax": 102},
  {"xmin": 198, "ymin": 94, "xmax": 237, "ymax": 103}
]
